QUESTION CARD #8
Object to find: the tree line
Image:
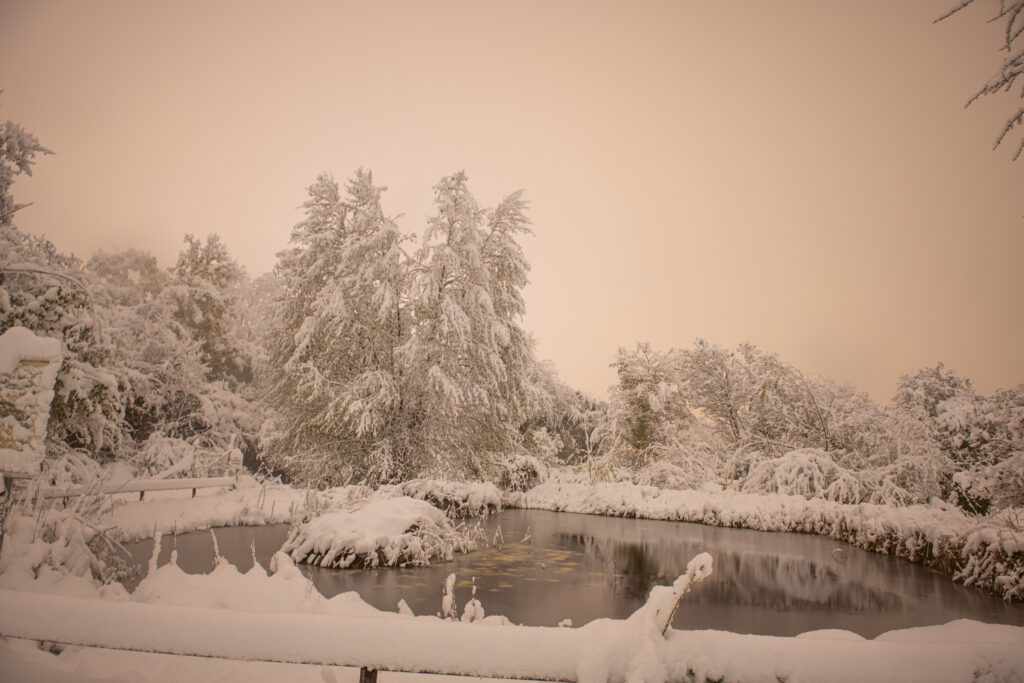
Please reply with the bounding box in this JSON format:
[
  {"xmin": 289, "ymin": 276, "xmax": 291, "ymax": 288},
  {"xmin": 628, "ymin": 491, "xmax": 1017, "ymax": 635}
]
[{"xmin": 2, "ymin": 114, "xmax": 1021, "ymax": 512}]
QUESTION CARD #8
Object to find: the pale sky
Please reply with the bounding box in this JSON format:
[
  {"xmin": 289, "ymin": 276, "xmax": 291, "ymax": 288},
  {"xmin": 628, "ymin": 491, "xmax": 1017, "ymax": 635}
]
[{"xmin": 1, "ymin": 0, "xmax": 1022, "ymax": 401}]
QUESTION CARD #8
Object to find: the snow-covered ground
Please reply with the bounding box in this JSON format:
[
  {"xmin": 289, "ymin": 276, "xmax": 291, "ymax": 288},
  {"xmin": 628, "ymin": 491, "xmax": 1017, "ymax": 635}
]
[{"xmin": 54, "ymin": 476, "xmax": 499, "ymax": 543}]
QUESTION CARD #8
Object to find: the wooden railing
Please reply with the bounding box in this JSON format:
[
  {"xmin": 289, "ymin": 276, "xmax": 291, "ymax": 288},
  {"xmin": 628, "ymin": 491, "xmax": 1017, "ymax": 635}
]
[
  {"xmin": 0, "ymin": 555, "xmax": 714, "ymax": 681},
  {"xmin": 36, "ymin": 475, "xmax": 240, "ymax": 501}
]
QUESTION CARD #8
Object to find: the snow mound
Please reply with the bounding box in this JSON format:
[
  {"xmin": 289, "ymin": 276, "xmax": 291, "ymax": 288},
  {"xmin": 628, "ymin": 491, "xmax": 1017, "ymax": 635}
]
[
  {"xmin": 281, "ymin": 496, "xmax": 474, "ymax": 568},
  {"xmin": 0, "ymin": 325, "xmax": 62, "ymax": 374}
]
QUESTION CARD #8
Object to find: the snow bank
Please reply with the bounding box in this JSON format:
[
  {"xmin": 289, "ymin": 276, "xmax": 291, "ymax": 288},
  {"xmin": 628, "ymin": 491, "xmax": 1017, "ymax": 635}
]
[
  {"xmin": 281, "ymin": 497, "xmax": 475, "ymax": 568},
  {"xmin": 21, "ymin": 477, "xmax": 494, "ymax": 550},
  {"xmin": 104, "ymin": 476, "xmax": 305, "ymax": 541},
  {"xmin": 388, "ymin": 478, "xmax": 501, "ymax": 518},
  {"xmin": 513, "ymin": 478, "xmax": 1024, "ymax": 602}
]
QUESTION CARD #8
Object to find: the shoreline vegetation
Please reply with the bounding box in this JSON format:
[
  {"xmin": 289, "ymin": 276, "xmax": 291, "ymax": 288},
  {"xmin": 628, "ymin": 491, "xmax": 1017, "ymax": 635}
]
[{"xmin": 14, "ymin": 473, "xmax": 1020, "ymax": 603}]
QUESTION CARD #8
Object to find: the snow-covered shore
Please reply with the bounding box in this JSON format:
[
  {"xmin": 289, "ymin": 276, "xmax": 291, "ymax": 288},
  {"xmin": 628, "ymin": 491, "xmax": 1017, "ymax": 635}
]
[
  {"xmin": 88, "ymin": 477, "xmax": 500, "ymax": 542},
  {"xmin": 508, "ymin": 478, "xmax": 1024, "ymax": 602},
  {"xmin": 58, "ymin": 473, "xmax": 1024, "ymax": 603}
]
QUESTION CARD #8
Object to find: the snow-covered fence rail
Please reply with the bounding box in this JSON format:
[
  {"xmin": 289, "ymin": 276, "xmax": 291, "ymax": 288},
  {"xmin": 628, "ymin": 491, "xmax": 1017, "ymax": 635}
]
[
  {"xmin": 0, "ymin": 554, "xmax": 713, "ymax": 683},
  {"xmin": 0, "ymin": 588, "xmax": 583, "ymax": 681},
  {"xmin": 36, "ymin": 475, "xmax": 239, "ymax": 501}
]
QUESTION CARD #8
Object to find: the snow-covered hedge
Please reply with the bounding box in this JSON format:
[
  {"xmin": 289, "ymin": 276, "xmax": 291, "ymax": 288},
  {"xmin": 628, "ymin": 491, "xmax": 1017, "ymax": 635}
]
[
  {"xmin": 281, "ymin": 496, "xmax": 475, "ymax": 569},
  {"xmin": 514, "ymin": 479, "xmax": 1024, "ymax": 602}
]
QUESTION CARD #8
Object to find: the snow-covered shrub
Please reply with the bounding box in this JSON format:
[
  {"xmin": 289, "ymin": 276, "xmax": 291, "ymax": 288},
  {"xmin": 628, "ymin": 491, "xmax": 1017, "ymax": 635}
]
[
  {"xmin": 633, "ymin": 432, "xmax": 728, "ymax": 491},
  {"xmin": 953, "ymin": 452, "xmax": 1024, "ymax": 512},
  {"xmin": 634, "ymin": 459, "xmax": 710, "ymax": 491},
  {"xmin": 281, "ymin": 496, "xmax": 475, "ymax": 568},
  {"xmin": 497, "ymin": 454, "xmax": 547, "ymax": 493},
  {"xmin": 741, "ymin": 448, "xmax": 847, "ymax": 500},
  {"xmin": 740, "ymin": 447, "xmax": 946, "ymax": 507},
  {"xmin": 721, "ymin": 447, "xmax": 765, "ymax": 480},
  {"xmin": 135, "ymin": 435, "xmax": 195, "ymax": 478},
  {"xmin": 524, "ymin": 427, "xmax": 564, "ymax": 462},
  {"xmin": 40, "ymin": 449, "xmax": 104, "ymax": 487},
  {"xmin": 0, "ymin": 489, "xmax": 136, "ymax": 589},
  {"xmin": 397, "ymin": 479, "xmax": 501, "ymax": 518}
]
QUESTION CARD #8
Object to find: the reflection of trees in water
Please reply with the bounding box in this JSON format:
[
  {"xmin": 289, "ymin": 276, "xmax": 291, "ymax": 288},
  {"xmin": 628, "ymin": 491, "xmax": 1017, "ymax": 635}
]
[{"xmin": 561, "ymin": 532, "xmax": 903, "ymax": 611}]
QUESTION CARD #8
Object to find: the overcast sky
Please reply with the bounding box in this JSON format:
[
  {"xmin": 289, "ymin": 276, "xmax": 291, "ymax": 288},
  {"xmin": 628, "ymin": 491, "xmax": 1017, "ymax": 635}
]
[{"xmin": 1, "ymin": 0, "xmax": 1022, "ymax": 401}]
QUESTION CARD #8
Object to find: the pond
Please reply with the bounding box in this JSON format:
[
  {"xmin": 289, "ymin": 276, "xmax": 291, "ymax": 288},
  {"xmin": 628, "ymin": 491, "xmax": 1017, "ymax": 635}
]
[{"xmin": 123, "ymin": 509, "xmax": 1024, "ymax": 638}]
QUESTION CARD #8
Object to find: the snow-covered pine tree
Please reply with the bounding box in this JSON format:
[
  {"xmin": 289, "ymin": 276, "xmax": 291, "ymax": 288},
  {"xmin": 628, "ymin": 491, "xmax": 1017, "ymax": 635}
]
[
  {"xmin": 398, "ymin": 172, "xmax": 536, "ymax": 477},
  {"xmin": 0, "ymin": 117, "xmax": 52, "ymax": 226},
  {"xmin": 326, "ymin": 170, "xmax": 409, "ymax": 481},
  {"xmin": 263, "ymin": 171, "xmax": 409, "ymax": 485}
]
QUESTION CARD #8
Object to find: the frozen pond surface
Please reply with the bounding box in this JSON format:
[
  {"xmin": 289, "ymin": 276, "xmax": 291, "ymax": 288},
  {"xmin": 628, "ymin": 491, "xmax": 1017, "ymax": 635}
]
[{"xmin": 125, "ymin": 508, "xmax": 1024, "ymax": 637}]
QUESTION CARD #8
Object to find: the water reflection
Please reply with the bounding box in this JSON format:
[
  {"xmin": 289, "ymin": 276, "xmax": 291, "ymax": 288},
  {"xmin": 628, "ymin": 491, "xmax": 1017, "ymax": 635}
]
[{"xmin": 124, "ymin": 509, "xmax": 1024, "ymax": 637}]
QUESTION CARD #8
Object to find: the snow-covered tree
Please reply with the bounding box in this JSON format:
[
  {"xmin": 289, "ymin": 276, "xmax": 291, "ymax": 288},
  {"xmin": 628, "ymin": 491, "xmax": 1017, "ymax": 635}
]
[
  {"xmin": 168, "ymin": 234, "xmax": 251, "ymax": 386},
  {"xmin": 605, "ymin": 343, "xmax": 692, "ymax": 462},
  {"xmin": 0, "ymin": 115, "xmax": 52, "ymax": 226},
  {"xmin": 398, "ymin": 172, "xmax": 536, "ymax": 477},
  {"xmin": 263, "ymin": 171, "xmax": 412, "ymax": 485},
  {"xmin": 939, "ymin": 0, "xmax": 1024, "ymax": 159},
  {"xmin": 264, "ymin": 170, "xmax": 541, "ymax": 485},
  {"xmin": 895, "ymin": 363, "xmax": 1013, "ymax": 469},
  {"xmin": 519, "ymin": 359, "xmax": 599, "ymax": 463},
  {"xmin": 0, "ymin": 119, "xmax": 121, "ymax": 470},
  {"xmin": 81, "ymin": 246, "xmax": 261, "ymax": 478},
  {"xmin": 675, "ymin": 340, "xmax": 830, "ymax": 455}
]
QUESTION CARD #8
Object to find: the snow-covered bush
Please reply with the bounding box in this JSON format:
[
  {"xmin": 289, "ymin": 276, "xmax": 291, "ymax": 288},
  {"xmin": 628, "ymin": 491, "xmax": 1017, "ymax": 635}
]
[
  {"xmin": 739, "ymin": 446, "xmax": 946, "ymax": 507},
  {"xmin": 281, "ymin": 497, "xmax": 475, "ymax": 568},
  {"xmin": 134, "ymin": 435, "xmax": 197, "ymax": 478},
  {"xmin": 953, "ymin": 452, "xmax": 1024, "ymax": 513},
  {"xmin": 635, "ymin": 455, "xmax": 717, "ymax": 492},
  {"xmin": 524, "ymin": 427, "xmax": 563, "ymax": 462},
  {"xmin": 0, "ymin": 489, "xmax": 136, "ymax": 589},
  {"xmin": 496, "ymin": 454, "xmax": 547, "ymax": 492},
  {"xmin": 741, "ymin": 448, "xmax": 847, "ymax": 500}
]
